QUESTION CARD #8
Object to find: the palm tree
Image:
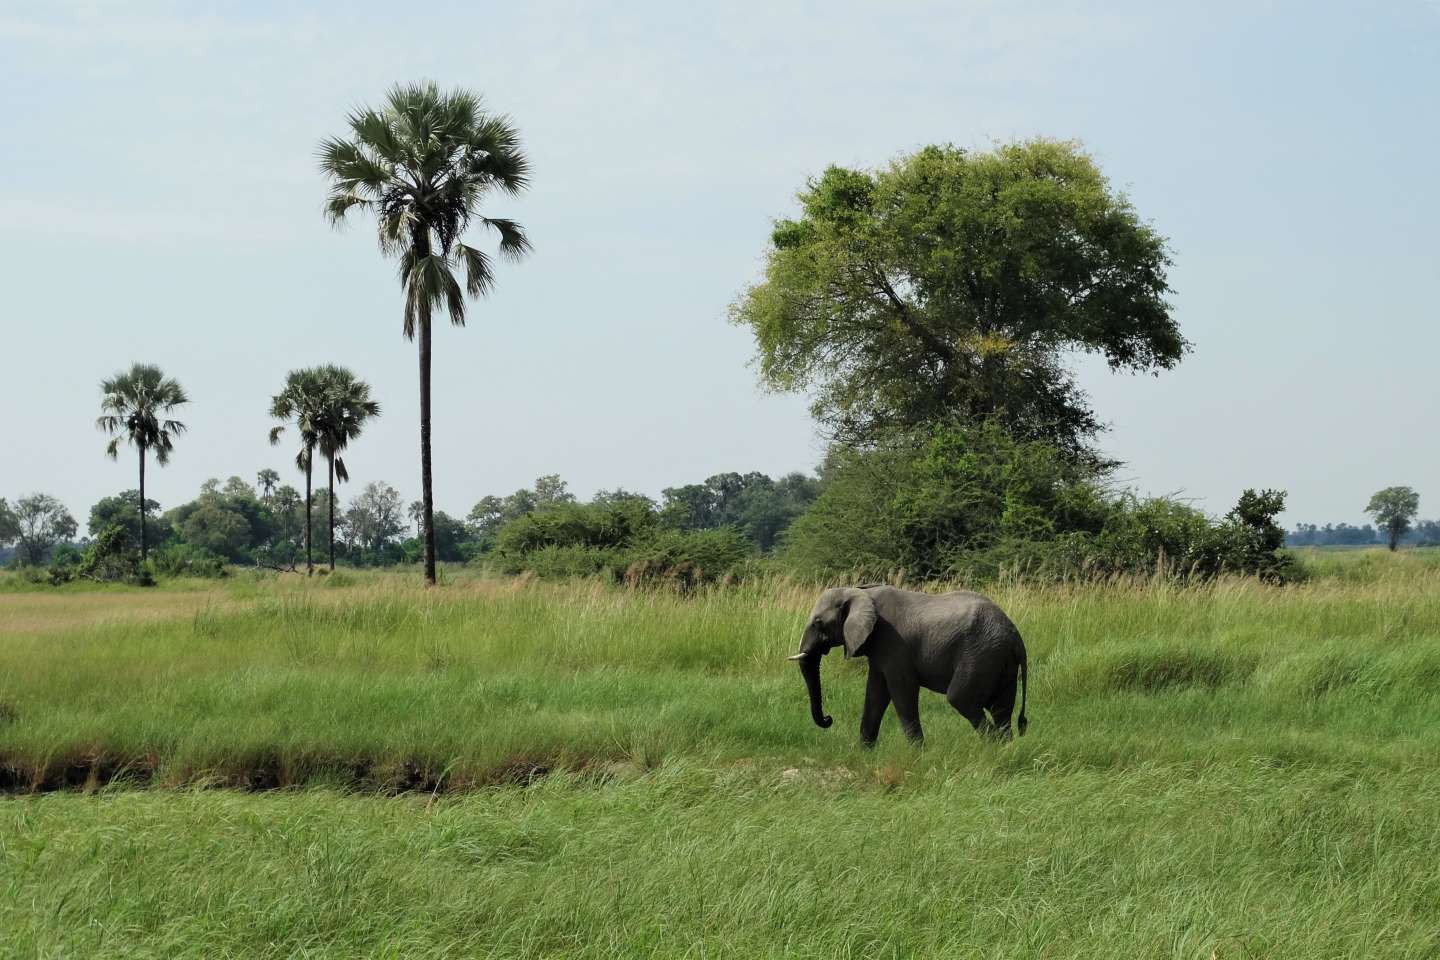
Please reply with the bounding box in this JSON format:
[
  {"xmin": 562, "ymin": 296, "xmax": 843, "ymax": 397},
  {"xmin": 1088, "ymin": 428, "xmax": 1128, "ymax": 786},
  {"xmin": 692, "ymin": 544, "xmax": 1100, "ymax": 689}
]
[
  {"xmin": 319, "ymin": 82, "xmax": 531, "ymax": 584},
  {"xmin": 314, "ymin": 366, "xmax": 381, "ymax": 570},
  {"xmin": 268, "ymin": 368, "xmax": 327, "ymax": 575},
  {"xmin": 96, "ymin": 364, "xmax": 189, "ymax": 563},
  {"xmin": 256, "ymin": 468, "xmax": 281, "ymax": 498}
]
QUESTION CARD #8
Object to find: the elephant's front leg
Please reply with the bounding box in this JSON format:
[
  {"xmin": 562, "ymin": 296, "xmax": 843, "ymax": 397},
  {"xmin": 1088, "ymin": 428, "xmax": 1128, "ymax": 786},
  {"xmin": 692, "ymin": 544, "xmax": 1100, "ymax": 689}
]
[{"xmin": 859, "ymin": 666, "xmax": 892, "ymax": 748}]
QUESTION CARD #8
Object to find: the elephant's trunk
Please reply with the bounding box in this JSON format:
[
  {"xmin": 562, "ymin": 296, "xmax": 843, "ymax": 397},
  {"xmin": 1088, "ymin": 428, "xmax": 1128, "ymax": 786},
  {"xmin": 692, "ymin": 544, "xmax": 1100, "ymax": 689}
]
[{"xmin": 797, "ymin": 653, "xmax": 833, "ymax": 729}]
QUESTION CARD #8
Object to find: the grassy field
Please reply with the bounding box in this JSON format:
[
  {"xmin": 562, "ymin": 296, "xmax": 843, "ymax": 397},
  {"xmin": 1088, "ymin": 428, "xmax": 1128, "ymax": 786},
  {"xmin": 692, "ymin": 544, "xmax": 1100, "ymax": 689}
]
[{"xmin": 4, "ymin": 552, "xmax": 1440, "ymax": 957}]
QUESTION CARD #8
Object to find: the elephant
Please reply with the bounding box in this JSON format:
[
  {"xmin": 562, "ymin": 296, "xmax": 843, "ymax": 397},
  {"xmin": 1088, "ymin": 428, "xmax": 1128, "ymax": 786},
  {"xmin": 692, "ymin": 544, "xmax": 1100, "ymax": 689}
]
[{"xmin": 787, "ymin": 585, "xmax": 1028, "ymax": 745}]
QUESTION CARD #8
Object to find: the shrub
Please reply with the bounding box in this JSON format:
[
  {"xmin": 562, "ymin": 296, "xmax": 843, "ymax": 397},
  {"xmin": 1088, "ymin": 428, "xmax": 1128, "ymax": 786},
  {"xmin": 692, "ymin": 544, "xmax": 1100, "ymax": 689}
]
[
  {"xmin": 152, "ymin": 542, "xmax": 227, "ymax": 579},
  {"xmin": 623, "ymin": 529, "xmax": 753, "ymax": 589},
  {"xmin": 781, "ymin": 423, "xmax": 1296, "ymax": 584}
]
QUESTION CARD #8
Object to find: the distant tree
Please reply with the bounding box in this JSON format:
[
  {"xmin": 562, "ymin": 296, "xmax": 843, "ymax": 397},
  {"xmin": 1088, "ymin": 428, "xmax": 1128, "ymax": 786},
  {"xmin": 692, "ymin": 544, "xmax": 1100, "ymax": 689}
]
[
  {"xmin": 256, "ymin": 469, "xmax": 281, "ymax": 497},
  {"xmin": 591, "ymin": 488, "xmax": 658, "ymax": 509},
  {"xmin": 314, "ymin": 366, "xmax": 381, "ymax": 570},
  {"xmin": 96, "ymin": 363, "xmax": 189, "ymax": 563},
  {"xmin": 163, "ymin": 478, "xmax": 271, "ymax": 564},
  {"xmin": 321, "ymin": 81, "xmax": 532, "ymax": 585},
  {"xmin": 269, "ymin": 368, "xmax": 328, "ymax": 574},
  {"xmin": 88, "ymin": 491, "xmax": 169, "ymax": 551},
  {"xmin": 174, "ymin": 501, "xmax": 252, "ymax": 561},
  {"xmin": 0, "ymin": 498, "xmax": 19, "ymax": 550},
  {"xmin": 264, "ymin": 483, "xmax": 304, "ymax": 565},
  {"xmin": 343, "ymin": 481, "xmax": 406, "ymax": 554},
  {"xmin": 532, "ymin": 474, "xmax": 575, "ymax": 507},
  {"xmin": 658, "ymin": 471, "xmax": 821, "ymax": 551},
  {"xmin": 730, "ymin": 141, "xmax": 1184, "ymax": 459},
  {"xmin": 1366, "ymin": 486, "xmax": 1420, "ymax": 551},
  {"xmin": 12, "ymin": 494, "xmax": 78, "ymax": 566},
  {"xmin": 430, "ymin": 511, "xmax": 470, "ymax": 563}
]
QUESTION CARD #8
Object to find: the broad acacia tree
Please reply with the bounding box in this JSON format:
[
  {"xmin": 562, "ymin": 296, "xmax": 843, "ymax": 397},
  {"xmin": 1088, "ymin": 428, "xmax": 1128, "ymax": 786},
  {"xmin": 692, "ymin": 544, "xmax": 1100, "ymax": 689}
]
[
  {"xmin": 319, "ymin": 82, "xmax": 531, "ymax": 584},
  {"xmin": 1366, "ymin": 486, "xmax": 1419, "ymax": 551},
  {"xmin": 96, "ymin": 364, "xmax": 189, "ymax": 562},
  {"xmin": 731, "ymin": 140, "xmax": 1186, "ymax": 460}
]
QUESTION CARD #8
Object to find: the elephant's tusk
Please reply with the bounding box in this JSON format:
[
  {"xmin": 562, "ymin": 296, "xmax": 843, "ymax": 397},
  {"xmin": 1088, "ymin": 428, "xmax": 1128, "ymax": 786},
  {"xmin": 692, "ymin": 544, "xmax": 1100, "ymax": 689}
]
[{"xmin": 786, "ymin": 653, "xmax": 806, "ymax": 661}]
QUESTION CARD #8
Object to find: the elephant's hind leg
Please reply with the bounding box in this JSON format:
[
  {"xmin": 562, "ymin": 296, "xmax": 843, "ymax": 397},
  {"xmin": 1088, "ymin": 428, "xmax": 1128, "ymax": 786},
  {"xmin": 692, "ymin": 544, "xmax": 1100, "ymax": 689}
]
[
  {"xmin": 984, "ymin": 662, "xmax": 1020, "ymax": 740},
  {"xmin": 945, "ymin": 660, "xmax": 995, "ymax": 735}
]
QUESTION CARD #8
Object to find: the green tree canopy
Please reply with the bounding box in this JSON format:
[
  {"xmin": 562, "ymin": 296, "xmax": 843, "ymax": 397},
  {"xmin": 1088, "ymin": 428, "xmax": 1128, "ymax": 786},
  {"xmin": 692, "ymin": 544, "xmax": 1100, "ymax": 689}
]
[
  {"xmin": 731, "ymin": 140, "xmax": 1185, "ymax": 458},
  {"xmin": 88, "ymin": 491, "xmax": 169, "ymax": 551},
  {"xmin": 343, "ymin": 481, "xmax": 406, "ymax": 555},
  {"xmin": 1366, "ymin": 486, "xmax": 1420, "ymax": 551}
]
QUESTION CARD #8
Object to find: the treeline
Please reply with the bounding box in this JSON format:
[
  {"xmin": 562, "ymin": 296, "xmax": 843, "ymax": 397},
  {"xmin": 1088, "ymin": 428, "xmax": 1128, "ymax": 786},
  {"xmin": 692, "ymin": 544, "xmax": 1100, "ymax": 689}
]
[
  {"xmin": 1288, "ymin": 522, "xmax": 1440, "ymax": 547},
  {"xmin": 0, "ymin": 469, "xmax": 824, "ymax": 585}
]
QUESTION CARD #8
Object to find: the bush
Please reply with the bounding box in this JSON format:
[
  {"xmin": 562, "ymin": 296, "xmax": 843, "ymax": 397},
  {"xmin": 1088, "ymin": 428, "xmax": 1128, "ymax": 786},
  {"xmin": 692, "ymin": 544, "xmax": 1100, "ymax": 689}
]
[
  {"xmin": 781, "ymin": 423, "xmax": 1296, "ymax": 584},
  {"xmin": 495, "ymin": 500, "xmax": 658, "ymax": 557},
  {"xmin": 623, "ymin": 529, "xmax": 753, "ymax": 589},
  {"xmin": 490, "ymin": 500, "xmax": 754, "ymax": 588},
  {"xmin": 152, "ymin": 542, "xmax": 227, "ymax": 579}
]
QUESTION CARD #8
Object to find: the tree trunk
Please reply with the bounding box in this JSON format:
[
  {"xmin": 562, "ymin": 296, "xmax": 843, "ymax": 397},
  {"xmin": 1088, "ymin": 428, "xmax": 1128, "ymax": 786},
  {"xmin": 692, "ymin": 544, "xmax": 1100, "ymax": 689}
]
[
  {"xmin": 138, "ymin": 443, "xmax": 148, "ymax": 563},
  {"xmin": 328, "ymin": 454, "xmax": 336, "ymax": 571},
  {"xmin": 304, "ymin": 448, "xmax": 314, "ymax": 575},
  {"xmin": 419, "ymin": 297, "xmax": 437, "ymax": 586}
]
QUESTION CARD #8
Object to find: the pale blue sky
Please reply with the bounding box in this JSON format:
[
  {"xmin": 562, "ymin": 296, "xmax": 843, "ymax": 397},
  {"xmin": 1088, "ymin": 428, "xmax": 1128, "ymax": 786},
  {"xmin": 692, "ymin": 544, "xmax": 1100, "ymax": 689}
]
[{"xmin": 3, "ymin": 1, "xmax": 1437, "ymax": 526}]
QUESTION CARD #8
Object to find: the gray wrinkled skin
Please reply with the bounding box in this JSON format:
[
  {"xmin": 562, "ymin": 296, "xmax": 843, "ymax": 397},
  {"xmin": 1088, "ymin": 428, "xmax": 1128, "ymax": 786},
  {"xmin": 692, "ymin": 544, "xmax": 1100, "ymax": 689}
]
[{"xmin": 790, "ymin": 585, "xmax": 1029, "ymax": 746}]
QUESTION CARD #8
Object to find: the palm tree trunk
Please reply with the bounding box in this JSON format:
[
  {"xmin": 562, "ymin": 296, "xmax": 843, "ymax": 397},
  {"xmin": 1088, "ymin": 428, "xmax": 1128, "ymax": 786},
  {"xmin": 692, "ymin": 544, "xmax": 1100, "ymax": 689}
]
[
  {"xmin": 304, "ymin": 448, "xmax": 314, "ymax": 576},
  {"xmin": 419, "ymin": 309, "xmax": 438, "ymax": 585},
  {"xmin": 328, "ymin": 455, "xmax": 336, "ymax": 571},
  {"xmin": 138, "ymin": 443, "xmax": 148, "ymax": 563}
]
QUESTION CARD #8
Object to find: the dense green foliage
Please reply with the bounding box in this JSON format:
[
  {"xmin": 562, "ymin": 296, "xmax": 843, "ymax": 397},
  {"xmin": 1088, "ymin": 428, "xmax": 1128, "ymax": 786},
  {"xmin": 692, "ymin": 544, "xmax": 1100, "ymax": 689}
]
[
  {"xmin": 783, "ymin": 424, "xmax": 1293, "ymax": 581},
  {"xmin": 5, "ymin": 557, "xmax": 1440, "ymax": 956},
  {"xmin": 491, "ymin": 497, "xmax": 752, "ymax": 586},
  {"xmin": 731, "ymin": 140, "xmax": 1184, "ymax": 458}
]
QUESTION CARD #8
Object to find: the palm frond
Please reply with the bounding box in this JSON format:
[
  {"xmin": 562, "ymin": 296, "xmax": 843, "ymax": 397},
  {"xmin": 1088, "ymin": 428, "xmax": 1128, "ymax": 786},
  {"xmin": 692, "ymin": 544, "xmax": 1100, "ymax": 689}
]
[
  {"xmin": 482, "ymin": 218, "xmax": 531, "ymax": 262},
  {"xmin": 456, "ymin": 243, "xmax": 494, "ymax": 297}
]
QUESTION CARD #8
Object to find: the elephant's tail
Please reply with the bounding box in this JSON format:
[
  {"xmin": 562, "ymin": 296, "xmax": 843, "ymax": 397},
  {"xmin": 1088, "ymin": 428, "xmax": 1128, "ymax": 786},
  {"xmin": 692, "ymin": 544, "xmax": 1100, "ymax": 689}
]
[{"xmin": 1016, "ymin": 651, "xmax": 1029, "ymax": 737}]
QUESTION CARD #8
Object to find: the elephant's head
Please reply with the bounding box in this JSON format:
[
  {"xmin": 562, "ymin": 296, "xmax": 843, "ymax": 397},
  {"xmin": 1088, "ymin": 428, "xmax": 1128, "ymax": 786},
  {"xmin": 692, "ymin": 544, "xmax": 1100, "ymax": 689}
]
[{"xmin": 787, "ymin": 587, "xmax": 878, "ymax": 729}]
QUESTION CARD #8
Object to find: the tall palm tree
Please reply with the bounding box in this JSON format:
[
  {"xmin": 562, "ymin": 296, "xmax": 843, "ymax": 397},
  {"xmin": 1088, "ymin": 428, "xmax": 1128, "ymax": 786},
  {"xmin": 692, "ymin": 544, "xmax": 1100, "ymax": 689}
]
[
  {"xmin": 268, "ymin": 368, "xmax": 327, "ymax": 575},
  {"xmin": 96, "ymin": 363, "xmax": 189, "ymax": 563},
  {"xmin": 319, "ymin": 82, "xmax": 531, "ymax": 584},
  {"xmin": 314, "ymin": 366, "xmax": 381, "ymax": 570}
]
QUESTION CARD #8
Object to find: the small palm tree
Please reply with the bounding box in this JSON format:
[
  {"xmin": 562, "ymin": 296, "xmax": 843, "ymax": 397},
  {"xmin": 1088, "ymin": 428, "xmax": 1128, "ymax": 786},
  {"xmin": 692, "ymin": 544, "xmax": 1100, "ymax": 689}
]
[
  {"xmin": 314, "ymin": 366, "xmax": 381, "ymax": 570},
  {"xmin": 256, "ymin": 468, "xmax": 281, "ymax": 498},
  {"xmin": 96, "ymin": 364, "xmax": 189, "ymax": 562},
  {"xmin": 268, "ymin": 368, "xmax": 327, "ymax": 575},
  {"xmin": 319, "ymin": 81, "xmax": 531, "ymax": 584}
]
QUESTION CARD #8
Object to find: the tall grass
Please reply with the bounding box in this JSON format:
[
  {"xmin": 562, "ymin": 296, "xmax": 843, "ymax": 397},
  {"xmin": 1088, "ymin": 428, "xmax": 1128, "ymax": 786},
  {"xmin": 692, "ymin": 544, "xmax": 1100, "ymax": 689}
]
[{"xmin": 3, "ymin": 550, "xmax": 1440, "ymax": 956}]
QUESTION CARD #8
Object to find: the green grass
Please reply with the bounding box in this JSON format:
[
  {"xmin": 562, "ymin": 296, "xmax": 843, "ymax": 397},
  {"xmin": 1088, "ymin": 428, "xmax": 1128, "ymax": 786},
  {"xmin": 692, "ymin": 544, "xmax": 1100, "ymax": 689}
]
[{"xmin": 4, "ymin": 550, "xmax": 1440, "ymax": 957}]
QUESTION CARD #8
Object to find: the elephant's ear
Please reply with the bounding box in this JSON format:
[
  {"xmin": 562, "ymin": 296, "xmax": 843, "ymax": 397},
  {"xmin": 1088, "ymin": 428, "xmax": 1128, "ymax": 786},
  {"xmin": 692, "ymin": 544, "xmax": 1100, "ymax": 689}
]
[{"xmin": 842, "ymin": 589, "xmax": 878, "ymax": 658}]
